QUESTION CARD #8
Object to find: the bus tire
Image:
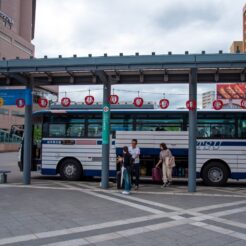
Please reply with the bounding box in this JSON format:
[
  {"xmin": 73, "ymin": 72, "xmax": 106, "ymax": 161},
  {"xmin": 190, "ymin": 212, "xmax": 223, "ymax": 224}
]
[
  {"xmin": 201, "ymin": 161, "xmax": 229, "ymax": 186},
  {"xmin": 59, "ymin": 158, "xmax": 83, "ymax": 181}
]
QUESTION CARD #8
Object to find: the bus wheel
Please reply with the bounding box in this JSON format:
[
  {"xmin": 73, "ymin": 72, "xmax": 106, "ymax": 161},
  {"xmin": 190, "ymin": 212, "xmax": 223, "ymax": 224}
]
[
  {"xmin": 202, "ymin": 162, "xmax": 229, "ymax": 186},
  {"xmin": 59, "ymin": 158, "xmax": 83, "ymax": 181}
]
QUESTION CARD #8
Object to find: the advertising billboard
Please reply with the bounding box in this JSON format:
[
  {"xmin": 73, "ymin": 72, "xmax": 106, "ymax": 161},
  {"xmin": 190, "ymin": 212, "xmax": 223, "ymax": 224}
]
[
  {"xmin": 217, "ymin": 84, "xmax": 246, "ymax": 99},
  {"xmin": 217, "ymin": 83, "xmax": 246, "ymax": 108}
]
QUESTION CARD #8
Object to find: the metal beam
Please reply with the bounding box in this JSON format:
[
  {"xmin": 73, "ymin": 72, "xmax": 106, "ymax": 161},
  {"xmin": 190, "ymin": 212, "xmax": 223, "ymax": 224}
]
[
  {"xmin": 2, "ymin": 73, "xmax": 28, "ymax": 85},
  {"xmin": 95, "ymin": 70, "xmax": 108, "ymax": 83}
]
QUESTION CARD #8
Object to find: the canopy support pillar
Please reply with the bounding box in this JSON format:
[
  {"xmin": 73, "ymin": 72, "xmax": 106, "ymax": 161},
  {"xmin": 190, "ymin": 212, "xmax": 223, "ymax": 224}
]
[{"xmin": 188, "ymin": 68, "xmax": 197, "ymax": 193}]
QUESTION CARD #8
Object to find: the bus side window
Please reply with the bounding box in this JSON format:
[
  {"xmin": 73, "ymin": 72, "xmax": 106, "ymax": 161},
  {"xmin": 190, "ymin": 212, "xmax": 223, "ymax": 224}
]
[
  {"xmin": 197, "ymin": 126, "xmax": 209, "ymax": 138},
  {"xmin": 49, "ymin": 124, "xmax": 66, "ymax": 137},
  {"xmin": 211, "ymin": 126, "xmax": 221, "ymax": 139},
  {"xmin": 238, "ymin": 120, "xmax": 246, "ymax": 139},
  {"xmin": 88, "ymin": 124, "xmax": 102, "ymax": 137},
  {"xmin": 66, "ymin": 124, "xmax": 85, "ymax": 138}
]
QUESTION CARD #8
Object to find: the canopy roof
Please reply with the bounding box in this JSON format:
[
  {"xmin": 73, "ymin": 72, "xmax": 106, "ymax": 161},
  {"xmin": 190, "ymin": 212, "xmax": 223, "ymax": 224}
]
[{"xmin": 1, "ymin": 53, "xmax": 246, "ymax": 86}]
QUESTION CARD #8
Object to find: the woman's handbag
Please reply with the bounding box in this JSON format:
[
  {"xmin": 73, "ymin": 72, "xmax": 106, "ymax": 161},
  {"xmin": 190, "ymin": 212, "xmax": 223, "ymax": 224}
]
[{"xmin": 165, "ymin": 156, "xmax": 176, "ymax": 168}]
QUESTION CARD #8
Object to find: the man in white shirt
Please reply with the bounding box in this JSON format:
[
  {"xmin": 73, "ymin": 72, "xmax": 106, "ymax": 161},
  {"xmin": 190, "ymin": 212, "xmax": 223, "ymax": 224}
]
[{"xmin": 129, "ymin": 139, "xmax": 140, "ymax": 190}]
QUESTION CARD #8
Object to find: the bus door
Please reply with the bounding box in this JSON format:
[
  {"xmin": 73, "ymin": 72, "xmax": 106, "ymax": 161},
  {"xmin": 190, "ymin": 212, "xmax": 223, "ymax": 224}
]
[
  {"xmin": 18, "ymin": 121, "xmax": 42, "ymax": 172},
  {"xmin": 32, "ymin": 122, "xmax": 42, "ymax": 171}
]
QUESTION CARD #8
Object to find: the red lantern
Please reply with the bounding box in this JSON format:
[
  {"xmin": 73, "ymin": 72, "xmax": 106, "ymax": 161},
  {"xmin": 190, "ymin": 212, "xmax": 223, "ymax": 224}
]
[
  {"xmin": 133, "ymin": 97, "xmax": 144, "ymax": 107},
  {"xmin": 213, "ymin": 100, "xmax": 223, "ymax": 110},
  {"xmin": 109, "ymin": 94, "xmax": 119, "ymax": 104},
  {"xmin": 241, "ymin": 99, "xmax": 246, "ymax": 109},
  {"xmin": 85, "ymin": 95, "xmax": 94, "ymax": 105},
  {"xmin": 159, "ymin": 99, "xmax": 169, "ymax": 109},
  {"xmin": 186, "ymin": 100, "xmax": 196, "ymax": 111},
  {"xmin": 38, "ymin": 98, "xmax": 48, "ymax": 108},
  {"xmin": 16, "ymin": 98, "xmax": 25, "ymax": 108},
  {"xmin": 61, "ymin": 97, "xmax": 71, "ymax": 107}
]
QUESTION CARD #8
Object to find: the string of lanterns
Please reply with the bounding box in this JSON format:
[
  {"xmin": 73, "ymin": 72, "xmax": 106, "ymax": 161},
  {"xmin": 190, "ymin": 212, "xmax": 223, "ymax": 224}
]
[{"xmin": 19, "ymin": 88, "xmax": 246, "ymax": 111}]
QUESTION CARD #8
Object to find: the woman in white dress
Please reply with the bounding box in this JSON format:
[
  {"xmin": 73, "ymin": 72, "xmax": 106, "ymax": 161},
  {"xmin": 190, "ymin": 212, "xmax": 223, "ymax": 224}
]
[{"xmin": 155, "ymin": 143, "xmax": 175, "ymax": 187}]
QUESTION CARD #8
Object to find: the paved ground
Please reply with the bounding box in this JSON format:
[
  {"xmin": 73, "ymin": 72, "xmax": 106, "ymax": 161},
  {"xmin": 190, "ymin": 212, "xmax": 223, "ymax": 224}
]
[{"xmin": 1, "ymin": 152, "xmax": 246, "ymax": 246}]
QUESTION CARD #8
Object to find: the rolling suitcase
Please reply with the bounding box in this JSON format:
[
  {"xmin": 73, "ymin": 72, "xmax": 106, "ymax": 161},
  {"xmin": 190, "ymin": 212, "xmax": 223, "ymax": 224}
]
[{"xmin": 152, "ymin": 167, "xmax": 162, "ymax": 182}]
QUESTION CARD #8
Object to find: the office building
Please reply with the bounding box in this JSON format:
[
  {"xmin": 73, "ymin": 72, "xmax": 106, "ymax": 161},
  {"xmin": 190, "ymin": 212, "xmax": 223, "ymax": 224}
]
[
  {"xmin": 0, "ymin": 0, "xmax": 57, "ymax": 131},
  {"xmin": 0, "ymin": 0, "xmax": 35, "ymax": 59},
  {"xmin": 202, "ymin": 91, "xmax": 215, "ymax": 109},
  {"xmin": 230, "ymin": 41, "xmax": 243, "ymax": 53}
]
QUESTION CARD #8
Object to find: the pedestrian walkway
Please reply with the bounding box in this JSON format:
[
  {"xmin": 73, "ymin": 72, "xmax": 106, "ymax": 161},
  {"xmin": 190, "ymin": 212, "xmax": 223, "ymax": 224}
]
[{"xmin": 0, "ymin": 179, "xmax": 246, "ymax": 245}]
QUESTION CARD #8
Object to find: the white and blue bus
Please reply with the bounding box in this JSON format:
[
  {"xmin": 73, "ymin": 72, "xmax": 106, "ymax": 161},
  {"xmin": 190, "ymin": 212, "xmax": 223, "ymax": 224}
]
[{"xmin": 18, "ymin": 108, "xmax": 246, "ymax": 186}]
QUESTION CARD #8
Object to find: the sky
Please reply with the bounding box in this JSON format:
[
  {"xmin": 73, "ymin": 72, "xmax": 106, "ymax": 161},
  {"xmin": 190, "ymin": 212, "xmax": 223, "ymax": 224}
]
[{"xmin": 33, "ymin": 0, "xmax": 246, "ymax": 108}]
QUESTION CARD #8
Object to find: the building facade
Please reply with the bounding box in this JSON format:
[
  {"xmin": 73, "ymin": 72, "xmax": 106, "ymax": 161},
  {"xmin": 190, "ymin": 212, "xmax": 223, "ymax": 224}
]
[
  {"xmin": 243, "ymin": 4, "xmax": 246, "ymax": 52},
  {"xmin": 230, "ymin": 4, "xmax": 246, "ymax": 53},
  {"xmin": 0, "ymin": 0, "xmax": 36, "ymax": 131},
  {"xmin": 202, "ymin": 91, "xmax": 215, "ymax": 109},
  {"xmin": 0, "ymin": 0, "xmax": 35, "ymax": 59},
  {"xmin": 230, "ymin": 41, "xmax": 243, "ymax": 53},
  {"xmin": 0, "ymin": 0, "xmax": 58, "ymax": 131}
]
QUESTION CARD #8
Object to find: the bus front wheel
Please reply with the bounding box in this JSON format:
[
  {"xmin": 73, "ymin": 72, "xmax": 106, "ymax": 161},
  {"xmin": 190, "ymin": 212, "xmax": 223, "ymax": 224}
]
[
  {"xmin": 201, "ymin": 161, "xmax": 229, "ymax": 186},
  {"xmin": 59, "ymin": 158, "xmax": 83, "ymax": 181}
]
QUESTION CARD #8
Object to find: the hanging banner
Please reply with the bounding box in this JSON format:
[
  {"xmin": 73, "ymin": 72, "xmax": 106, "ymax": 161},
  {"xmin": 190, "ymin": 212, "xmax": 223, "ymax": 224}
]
[
  {"xmin": 241, "ymin": 99, "xmax": 246, "ymax": 109},
  {"xmin": 213, "ymin": 100, "xmax": 224, "ymax": 110},
  {"xmin": 61, "ymin": 97, "xmax": 71, "ymax": 107},
  {"xmin": 109, "ymin": 94, "xmax": 119, "ymax": 104},
  {"xmin": 186, "ymin": 100, "xmax": 196, "ymax": 111},
  {"xmin": 38, "ymin": 98, "xmax": 48, "ymax": 108},
  {"xmin": 159, "ymin": 99, "xmax": 169, "ymax": 109},
  {"xmin": 0, "ymin": 89, "xmax": 32, "ymax": 106},
  {"xmin": 133, "ymin": 97, "xmax": 144, "ymax": 107},
  {"xmin": 85, "ymin": 95, "xmax": 95, "ymax": 105}
]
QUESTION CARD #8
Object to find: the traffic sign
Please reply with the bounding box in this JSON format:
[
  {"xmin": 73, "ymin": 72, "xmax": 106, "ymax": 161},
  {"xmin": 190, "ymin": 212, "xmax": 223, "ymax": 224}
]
[
  {"xmin": 0, "ymin": 89, "xmax": 32, "ymax": 106},
  {"xmin": 103, "ymin": 106, "xmax": 109, "ymax": 112}
]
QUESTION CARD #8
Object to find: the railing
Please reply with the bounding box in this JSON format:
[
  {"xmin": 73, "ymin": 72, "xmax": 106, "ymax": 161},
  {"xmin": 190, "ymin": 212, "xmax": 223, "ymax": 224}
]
[{"xmin": 0, "ymin": 129, "xmax": 22, "ymax": 143}]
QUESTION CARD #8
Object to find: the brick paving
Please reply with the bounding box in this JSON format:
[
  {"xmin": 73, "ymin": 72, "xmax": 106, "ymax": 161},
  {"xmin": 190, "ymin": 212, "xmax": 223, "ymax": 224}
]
[{"xmin": 1, "ymin": 152, "xmax": 246, "ymax": 246}]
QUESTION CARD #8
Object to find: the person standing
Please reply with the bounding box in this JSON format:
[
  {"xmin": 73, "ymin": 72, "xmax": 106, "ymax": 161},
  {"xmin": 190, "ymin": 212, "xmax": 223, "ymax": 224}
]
[
  {"xmin": 156, "ymin": 143, "xmax": 175, "ymax": 187},
  {"xmin": 129, "ymin": 139, "xmax": 140, "ymax": 190},
  {"xmin": 121, "ymin": 146, "xmax": 133, "ymax": 195}
]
